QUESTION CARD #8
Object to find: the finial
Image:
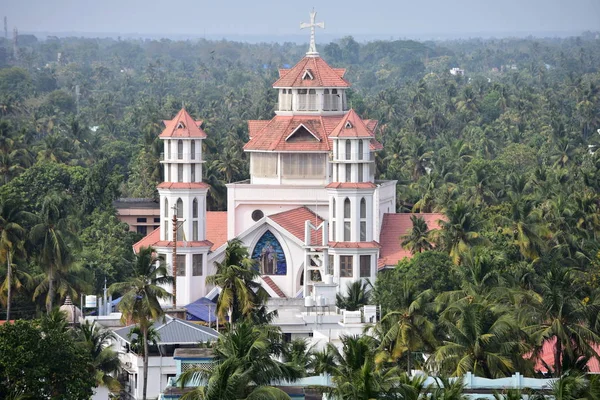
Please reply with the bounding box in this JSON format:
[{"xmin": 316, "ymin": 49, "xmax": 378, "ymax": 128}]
[{"xmin": 300, "ymin": 9, "xmax": 324, "ymax": 57}]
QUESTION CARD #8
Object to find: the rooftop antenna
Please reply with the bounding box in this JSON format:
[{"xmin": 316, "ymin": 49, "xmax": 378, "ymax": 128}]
[{"xmin": 300, "ymin": 9, "xmax": 324, "ymax": 57}]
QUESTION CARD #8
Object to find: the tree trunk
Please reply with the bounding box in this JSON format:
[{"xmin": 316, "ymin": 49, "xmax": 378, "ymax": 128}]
[
  {"xmin": 143, "ymin": 327, "xmax": 149, "ymax": 400},
  {"xmin": 554, "ymin": 337, "xmax": 562, "ymax": 377},
  {"xmin": 46, "ymin": 268, "xmax": 55, "ymax": 314},
  {"xmin": 6, "ymin": 253, "xmax": 11, "ymax": 321},
  {"xmin": 407, "ymin": 351, "xmax": 412, "ymax": 376}
]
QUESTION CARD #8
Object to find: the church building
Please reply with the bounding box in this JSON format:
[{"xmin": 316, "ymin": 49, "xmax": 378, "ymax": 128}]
[{"xmin": 134, "ymin": 11, "xmax": 442, "ymax": 342}]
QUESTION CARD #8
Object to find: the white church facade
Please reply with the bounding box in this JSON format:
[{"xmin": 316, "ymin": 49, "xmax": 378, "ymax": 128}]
[{"xmin": 134, "ymin": 11, "xmax": 443, "ymax": 343}]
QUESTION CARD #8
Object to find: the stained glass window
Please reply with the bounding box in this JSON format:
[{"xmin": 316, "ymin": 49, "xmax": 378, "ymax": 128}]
[{"xmin": 251, "ymin": 231, "xmax": 287, "ymax": 275}]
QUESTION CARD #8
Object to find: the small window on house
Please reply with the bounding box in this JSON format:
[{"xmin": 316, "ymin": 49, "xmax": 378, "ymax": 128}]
[
  {"xmin": 360, "ymin": 255, "xmax": 371, "ymax": 277},
  {"xmin": 164, "ymin": 199, "xmax": 169, "ymax": 217},
  {"xmin": 344, "ymin": 222, "xmax": 351, "ymax": 241},
  {"xmin": 332, "ymin": 198, "xmax": 336, "ymax": 218},
  {"xmin": 358, "ymin": 140, "xmax": 364, "ymax": 160},
  {"xmin": 178, "ymin": 164, "xmax": 183, "ymax": 182},
  {"xmin": 192, "ymin": 221, "xmax": 198, "ymax": 241},
  {"xmin": 191, "ymin": 164, "xmax": 196, "ymax": 182},
  {"xmin": 177, "ymin": 122, "xmax": 185, "ymax": 129},
  {"xmin": 340, "ymin": 255, "xmax": 353, "ymax": 278},
  {"xmin": 302, "ymin": 69, "xmax": 314, "ymax": 80},
  {"xmin": 360, "ymin": 198, "xmax": 366, "ymax": 218},
  {"xmin": 176, "ymin": 199, "xmax": 183, "ymax": 218},
  {"xmin": 137, "ymin": 217, "xmax": 147, "ymax": 223},
  {"xmin": 345, "ymin": 164, "xmax": 351, "ymax": 182},
  {"xmin": 193, "ymin": 198, "xmax": 198, "ymax": 218},
  {"xmin": 328, "ymin": 254, "xmax": 334, "ymax": 276},
  {"xmin": 345, "ymin": 121, "xmax": 353, "ymax": 129},
  {"xmin": 344, "ymin": 198, "xmax": 351, "ymax": 219},
  {"xmin": 137, "ymin": 226, "xmax": 147, "ymax": 235},
  {"xmin": 154, "ymin": 217, "xmax": 160, "ymax": 223},
  {"xmin": 192, "ymin": 254, "xmax": 203, "ymax": 276},
  {"xmin": 175, "ymin": 254, "xmax": 186, "ymax": 276},
  {"xmin": 177, "ymin": 140, "xmax": 183, "ymax": 159},
  {"xmin": 252, "ymin": 210, "xmax": 264, "ymax": 221},
  {"xmin": 191, "ymin": 140, "xmax": 196, "ymax": 160},
  {"xmin": 345, "ymin": 140, "xmax": 351, "ymax": 160}
]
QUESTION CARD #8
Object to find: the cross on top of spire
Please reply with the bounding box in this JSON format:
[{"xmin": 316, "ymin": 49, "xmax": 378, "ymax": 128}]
[{"xmin": 300, "ymin": 9, "xmax": 324, "ymax": 57}]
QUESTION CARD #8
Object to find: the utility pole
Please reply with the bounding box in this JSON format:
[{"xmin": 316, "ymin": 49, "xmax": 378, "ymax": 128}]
[
  {"xmin": 12, "ymin": 27, "xmax": 18, "ymax": 60},
  {"xmin": 171, "ymin": 207, "xmax": 178, "ymax": 308}
]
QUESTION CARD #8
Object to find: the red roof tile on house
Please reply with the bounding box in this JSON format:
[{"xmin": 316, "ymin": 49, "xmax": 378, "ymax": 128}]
[
  {"xmin": 157, "ymin": 182, "xmax": 210, "ymax": 190},
  {"xmin": 245, "ymin": 113, "xmax": 381, "ymax": 153},
  {"xmin": 269, "ymin": 206, "xmax": 324, "ymax": 246},
  {"xmin": 206, "ymin": 212, "xmax": 228, "ymax": 250},
  {"xmin": 0, "ymin": 320, "xmax": 14, "ymax": 325},
  {"xmin": 273, "ymin": 57, "xmax": 349, "ymax": 88},
  {"xmin": 378, "ymin": 213, "xmax": 445, "ymax": 269},
  {"xmin": 133, "ymin": 212, "xmax": 227, "ymax": 253},
  {"xmin": 326, "ymin": 182, "xmax": 377, "ymax": 189},
  {"xmin": 329, "ymin": 241, "xmax": 380, "ymax": 249},
  {"xmin": 329, "ymin": 109, "xmax": 374, "ymax": 139},
  {"xmin": 532, "ymin": 337, "xmax": 600, "ymax": 374},
  {"xmin": 159, "ymin": 108, "xmax": 207, "ymax": 139},
  {"xmin": 262, "ymin": 276, "xmax": 286, "ymax": 298}
]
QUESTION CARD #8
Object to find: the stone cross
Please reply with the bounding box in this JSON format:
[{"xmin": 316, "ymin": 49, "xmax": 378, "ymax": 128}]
[{"xmin": 300, "ymin": 9, "xmax": 324, "ymax": 56}]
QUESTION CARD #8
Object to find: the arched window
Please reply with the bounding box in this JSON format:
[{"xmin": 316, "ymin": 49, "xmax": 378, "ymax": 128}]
[
  {"xmin": 344, "ymin": 198, "xmax": 351, "ymax": 218},
  {"xmin": 332, "ymin": 198, "xmax": 336, "ymax": 218},
  {"xmin": 345, "ymin": 140, "xmax": 351, "ymax": 160},
  {"xmin": 332, "ymin": 89, "xmax": 339, "ymax": 111},
  {"xmin": 176, "ymin": 198, "xmax": 183, "ymax": 218},
  {"xmin": 192, "ymin": 198, "xmax": 199, "ymax": 241},
  {"xmin": 358, "ymin": 140, "xmax": 364, "ymax": 161},
  {"xmin": 164, "ymin": 198, "xmax": 168, "ymax": 217},
  {"xmin": 193, "ymin": 198, "xmax": 198, "ymax": 218},
  {"xmin": 191, "ymin": 140, "xmax": 196, "ymax": 160},
  {"xmin": 344, "ymin": 198, "xmax": 351, "ymax": 241},
  {"xmin": 346, "ymin": 164, "xmax": 351, "ymax": 182},
  {"xmin": 251, "ymin": 231, "xmax": 287, "ymax": 275},
  {"xmin": 168, "ymin": 140, "xmax": 172, "ymax": 159},
  {"xmin": 177, "ymin": 140, "xmax": 183, "ymax": 159},
  {"xmin": 360, "ymin": 198, "xmax": 367, "ymax": 241},
  {"xmin": 323, "ymin": 89, "xmax": 330, "ymax": 111}
]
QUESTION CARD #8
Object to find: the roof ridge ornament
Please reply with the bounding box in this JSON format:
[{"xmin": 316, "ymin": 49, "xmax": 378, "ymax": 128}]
[{"xmin": 300, "ymin": 9, "xmax": 324, "ymax": 57}]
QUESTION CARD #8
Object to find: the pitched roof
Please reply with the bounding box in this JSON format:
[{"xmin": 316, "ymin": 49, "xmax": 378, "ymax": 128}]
[
  {"xmin": 157, "ymin": 182, "xmax": 210, "ymax": 190},
  {"xmin": 185, "ymin": 297, "xmax": 217, "ymax": 323},
  {"xmin": 245, "ymin": 113, "xmax": 382, "ymax": 152},
  {"xmin": 114, "ymin": 316, "xmax": 219, "ymax": 345},
  {"xmin": 133, "ymin": 212, "xmax": 227, "ymax": 253},
  {"xmin": 159, "ymin": 108, "xmax": 207, "ymax": 139},
  {"xmin": 329, "ymin": 109, "xmax": 373, "ymax": 138},
  {"xmin": 533, "ymin": 337, "xmax": 600, "ymax": 373},
  {"xmin": 262, "ymin": 276, "xmax": 286, "ymax": 298},
  {"xmin": 273, "ymin": 56, "xmax": 349, "ymax": 88},
  {"xmin": 377, "ymin": 213, "xmax": 445, "ymax": 269},
  {"xmin": 268, "ymin": 206, "xmax": 324, "ymax": 246}
]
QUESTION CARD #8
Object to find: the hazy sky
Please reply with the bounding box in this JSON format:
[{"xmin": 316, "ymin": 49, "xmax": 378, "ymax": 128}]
[{"xmin": 3, "ymin": 0, "xmax": 600, "ymax": 38}]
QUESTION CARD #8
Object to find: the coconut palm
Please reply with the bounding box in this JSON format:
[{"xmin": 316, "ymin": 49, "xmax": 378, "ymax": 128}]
[
  {"xmin": 29, "ymin": 192, "xmax": 78, "ymax": 313},
  {"xmin": 109, "ymin": 246, "xmax": 172, "ymax": 400},
  {"xmin": 206, "ymin": 239, "xmax": 260, "ymax": 324},
  {"xmin": 437, "ymin": 201, "xmax": 482, "ymax": 265},
  {"xmin": 178, "ymin": 321, "xmax": 301, "ymax": 400},
  {"xmin": 375, "ymin": 282, "xmax": 436, "ymax": 374},
  {"xmin": 401, "ymin": 215, "xmax": 434, "ymax": 254},
  {"xmin": 336, "ymin": 280, "xmax": 371, "ymax": 311},
  {"xmin": 0, "ymin": 199, "xmax": 29, "ymax": 320},
  {"xmin": 74, "ymin": 320, "xmax": 121, "ymax": 392}
]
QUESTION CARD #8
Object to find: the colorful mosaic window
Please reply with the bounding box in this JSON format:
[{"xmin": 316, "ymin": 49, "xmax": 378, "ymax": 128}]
[{"xmin": 252, "ymin": 231, "xmax": 287, "ymax": 275}]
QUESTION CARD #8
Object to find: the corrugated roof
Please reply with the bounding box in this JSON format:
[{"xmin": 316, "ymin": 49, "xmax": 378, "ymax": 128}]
[
  {"xmin": 273, "ymin": 56, "xmax": 349, "ymax": 88},
  {"xmin": 377, "ymin": 213, "xmax": 444, "ymax": 269},
  {"xmin": 185, "ymin": 297, "xmax": 217, "ymax": 322},
  {"xmin": 114, "ymin": 316, "xmax": 218, "ymax": 345}
]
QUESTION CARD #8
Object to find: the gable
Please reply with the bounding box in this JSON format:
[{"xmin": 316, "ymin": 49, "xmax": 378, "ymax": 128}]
[{"xmin": 285, "ymin": 124, "xmax": 321, "ymax": 143}]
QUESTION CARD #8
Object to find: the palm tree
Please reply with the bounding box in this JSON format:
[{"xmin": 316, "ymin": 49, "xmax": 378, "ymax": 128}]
[
  {"xmin": 437, "ymin": 201, "xmax": 482, "ymax": 265},
  {"xmin": 29, "ymin": 192, "xmax": 77, "ymax": 313},
  {"xmin": 375, "ymin": 282, "xmax": 436, "ymax": 374},
  {"xmin": 401, "ymin": 215, "xmax": 433, "ymax": 254},
  {"xmin": 109, "ymin": 246, "xmax": 172, "ymax": 400},
  {"xmin": 524, "ymin": 265, "xmax": 600, "ymax": 377},
  {"xmin": 206, "ymin": 239, "xmax": 260, "ymax": 324},
  {"xmin": 433, "ymin": 298, "xmax": 530, "ymax": 378},
  {"xmin": 74, "ymin": 320, "xmax": 121, "ymax": 392},
  {"xmin": 336, "ymin": 280, "xmax": 371, "ymax": 311},
  {"xmin": 0, "ymin": 199, "xmax": 28, "ymax": 320},
  {"xmin": 178, "ymin": 321, "xmax": 301, "ymax": 400}
]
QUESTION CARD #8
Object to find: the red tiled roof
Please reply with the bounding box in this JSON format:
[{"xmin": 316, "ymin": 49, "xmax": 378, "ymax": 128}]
[
  {"xmin": 364, "ymin": 120, "xmax": 378, "ymax": 132},
  {"xmin": 326, "ymin": 182, "xmax": 377, "ymax": 189},
  {"xmin": 269, "ymin": 206, "xmax": 324, "ymax": 246},
  {"xmin": 133, "ymin": 212, "xmax": 227, "ymax": 253},
  {"xmin": 206, "ymin": 212, "xmax": 227, "ymax": 250},
  {"xmin": 378, "ymin": 213, "xmax": 445, "ymax": 269},
  {"xmin": 159, "ymin": 108, "xmax": 207, "ymax": 139},
  {"xmin": 157, "ymin": 182, "xmax": 210, "ymax": 190},
  {"xmin": 532, "ymin": 337, "xmax": 600, "ymax": 374},
  {"xmin": 245, "ymin": 113, "xmax": 381, "ymax": 153},
  {"xmin": 329, "ymin": 109, "xmax": 374, "ymax": 139},
  {"xmin": 0, "ymin": 320, "xmax": 14, "ymax": 325},
  {"xmin": 273, "ymin": 57, "xmax": 349, "ymax": 88},
  {"xmin": 329, "ymin": 241, "xmax": 380, "ymax": 249},
  {"xmin": 245, "ymin": 116, "xmax": 333, "ymax": 152},
  {"xmin": 262, "ymin": 276, "xmax": 286, "ymax": 298}
]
